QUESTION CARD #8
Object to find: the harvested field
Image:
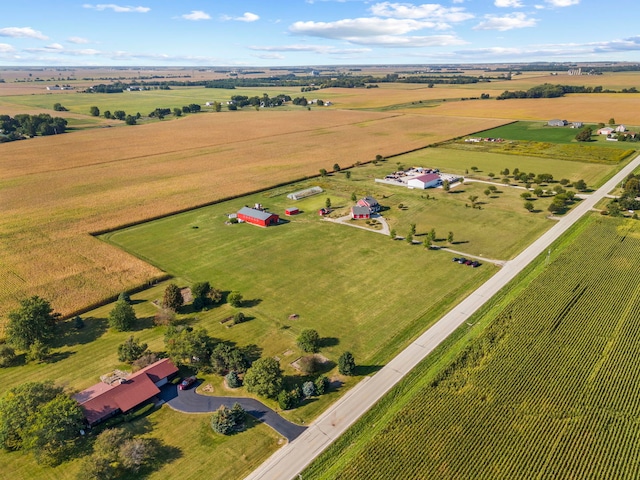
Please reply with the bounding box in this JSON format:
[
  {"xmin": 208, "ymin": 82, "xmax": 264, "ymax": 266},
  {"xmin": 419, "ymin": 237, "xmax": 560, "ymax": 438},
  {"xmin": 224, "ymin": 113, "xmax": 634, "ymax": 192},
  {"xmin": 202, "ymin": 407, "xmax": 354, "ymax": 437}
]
[
  {"xmin": 402, "ymin": 93, "xmax": 640, "ymax": 125},
  {"xmin": 0, "ymin": 109, "xmax": 506, "ymax": 328}
]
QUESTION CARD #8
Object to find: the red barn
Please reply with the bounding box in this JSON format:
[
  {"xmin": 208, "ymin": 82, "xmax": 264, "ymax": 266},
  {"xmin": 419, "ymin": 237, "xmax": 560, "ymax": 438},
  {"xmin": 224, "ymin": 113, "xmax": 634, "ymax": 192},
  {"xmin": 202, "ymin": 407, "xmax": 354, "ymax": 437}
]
[
  {"xmin": 351, "ymin": 205, "xmax": 371, "ymax": 219},
  {"xmin": 285, "ymin": 207, "xmax": 299, "ymax": 216},
  {"xmin": 238, "ymin": 206, "xmax": 280, "ymax": 227}
]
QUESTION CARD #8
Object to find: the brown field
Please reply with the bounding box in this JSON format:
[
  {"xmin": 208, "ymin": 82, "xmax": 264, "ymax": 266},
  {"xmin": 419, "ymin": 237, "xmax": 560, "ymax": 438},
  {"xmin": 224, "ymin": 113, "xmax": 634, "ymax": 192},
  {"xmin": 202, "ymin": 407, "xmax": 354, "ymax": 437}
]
[
  {"xmin": 399, "ymin": 93, "xmax": 640, "ymax": 124},
  {"xmin": 0, "ymin": 109, "xmax": 506, "ymax": 329}
]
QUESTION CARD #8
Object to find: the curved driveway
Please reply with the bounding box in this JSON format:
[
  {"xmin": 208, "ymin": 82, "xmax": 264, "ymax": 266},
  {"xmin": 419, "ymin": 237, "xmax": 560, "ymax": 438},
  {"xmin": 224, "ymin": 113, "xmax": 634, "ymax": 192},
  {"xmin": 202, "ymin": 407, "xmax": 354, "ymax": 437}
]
[
  {"xmin": 244, "ymin": 153, "xmax": 640, "ymax": 480},
  {"xmin": 160, "ymin": 383, "xmax": 306, "ymax": 442}
]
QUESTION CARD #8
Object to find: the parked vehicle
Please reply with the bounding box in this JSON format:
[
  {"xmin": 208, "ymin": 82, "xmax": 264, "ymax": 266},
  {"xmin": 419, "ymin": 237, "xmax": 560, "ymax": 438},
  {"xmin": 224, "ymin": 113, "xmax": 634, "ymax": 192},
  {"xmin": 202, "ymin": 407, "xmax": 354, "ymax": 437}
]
[
  {"xmin": 471, "ymin": 261, "xmax": 481, "ymax": 268},
  {"xmin": 179, "ymin": 376, "xmax": 197, "ymax": 390}
]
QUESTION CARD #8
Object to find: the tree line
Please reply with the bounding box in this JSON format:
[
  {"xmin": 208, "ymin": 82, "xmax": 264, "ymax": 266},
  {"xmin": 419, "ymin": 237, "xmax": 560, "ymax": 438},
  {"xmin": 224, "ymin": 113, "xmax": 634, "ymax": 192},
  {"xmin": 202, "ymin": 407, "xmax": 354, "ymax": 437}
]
[{"xmin": 0, "ymin": 113, "xmax": 67, "ymax": 142}]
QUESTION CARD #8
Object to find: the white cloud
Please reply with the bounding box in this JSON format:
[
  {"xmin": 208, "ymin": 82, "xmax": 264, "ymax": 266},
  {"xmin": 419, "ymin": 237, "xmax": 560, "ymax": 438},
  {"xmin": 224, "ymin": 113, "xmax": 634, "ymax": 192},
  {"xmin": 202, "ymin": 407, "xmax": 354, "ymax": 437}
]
[
  {"xmin": 348, "ymin": 34, "xmax": 466, "ymax": 47},
  {"xmin": 249, "ymin": 44, "xmax": 371, "ymax": 55},
  {"xmin": 0, "ymin": 27, "xmax": 48, "ymax": 40},
  {"xmin": 221, "ymin": 12, "xmax": 260, "ymax": 22},
  {"xmin": 495, "ymin": 0, "xmax": 524, "ymax": 7},
  {"xmin": 369, "ymin": 2, "xmax": 474, "ymax": 22},
  {"xmin": 68, "ymin": 37, "xmax": 90, "ymax": 44},
  {"xmin": 45, "ymin": 43, "xmax": 65, "ymax": 50},
  {"xmin": 0, "ymin": 43, "xmax": 16, "ymax": 53},
  {"xmin": 545, "ymin": 0, "xmax": 579, "ymax": 6},
  {"xmin": 82, "ymin": 4, "xmax": 150, "ymax": 13},
  {"xmin": 182, "ymin": 11, "xmax": 211, "ymax": 21},
  {"xmin": 474, "ymin": 12, "xmax": 536, "ymax": 30},
  {"xmin": 290, "ymin": 17, "xmax": 444, "ymax": 39}
]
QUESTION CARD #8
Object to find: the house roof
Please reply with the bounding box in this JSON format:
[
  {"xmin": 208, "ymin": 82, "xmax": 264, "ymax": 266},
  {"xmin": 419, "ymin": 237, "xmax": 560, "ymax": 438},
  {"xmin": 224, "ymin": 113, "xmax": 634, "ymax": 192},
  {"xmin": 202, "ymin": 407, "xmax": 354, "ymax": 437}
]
[
  {"xmin": 74, "ymin": 358, "xmax": 178, "ymax": 425},
  {"xmin": 351, "ymin": 206, "xmax": 371, "ymax": 215},
  {"xmin": 361, "ymin": 196, "xmax": 379, "ymax": 206},
  {"xmin": 238, "ymin": 206, "xmax": 276, "ymax": 221},
  {"xmin": 410, "ymin": 173, "xmax": 440, "ymax": 183}
]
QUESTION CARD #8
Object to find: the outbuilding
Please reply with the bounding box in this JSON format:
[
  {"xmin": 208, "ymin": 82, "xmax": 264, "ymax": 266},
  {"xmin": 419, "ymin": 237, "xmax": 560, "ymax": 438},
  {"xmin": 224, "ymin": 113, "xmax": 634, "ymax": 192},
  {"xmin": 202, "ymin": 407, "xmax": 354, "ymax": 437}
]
[
  {"xmin": 285, "ymin": 207, "xmax": 299, "ymax": 216},
  {"xmin": 237, "ymin": 206, "xmax": 280, "ymax": 227},
  {"xmin": 351, "ymin": 206, "xmax": 371, "ymax": 219},
  {"xmin": 407, "ymin": 173, "xmax": 441, "ymax": 189}
]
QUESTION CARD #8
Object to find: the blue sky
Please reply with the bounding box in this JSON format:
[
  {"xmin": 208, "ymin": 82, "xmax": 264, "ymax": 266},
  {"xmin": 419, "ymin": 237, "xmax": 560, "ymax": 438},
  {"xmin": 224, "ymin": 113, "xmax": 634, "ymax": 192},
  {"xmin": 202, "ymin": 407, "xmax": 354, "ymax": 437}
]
[{"xmin": 0, "ymin": 0, "xmax": 638, "ymax": 66}]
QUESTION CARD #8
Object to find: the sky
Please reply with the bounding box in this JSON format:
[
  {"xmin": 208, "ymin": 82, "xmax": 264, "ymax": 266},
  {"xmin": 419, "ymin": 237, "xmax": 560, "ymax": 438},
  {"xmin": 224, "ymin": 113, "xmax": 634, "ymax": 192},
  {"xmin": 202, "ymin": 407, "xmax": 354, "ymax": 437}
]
[{"xmin": 0, "ymin": 0, "xmax": 639, "ymax": 67}]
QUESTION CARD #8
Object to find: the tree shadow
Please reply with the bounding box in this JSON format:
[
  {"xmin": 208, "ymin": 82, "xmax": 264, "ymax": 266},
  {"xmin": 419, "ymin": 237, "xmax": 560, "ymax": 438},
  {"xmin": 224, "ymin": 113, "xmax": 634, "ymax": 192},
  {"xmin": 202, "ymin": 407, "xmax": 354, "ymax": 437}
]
[
  {"xmin": 451, "ymin": 240, "xmax": 469, "ymax": 245},
  {"xmin": 51, "ymin": 316, "xmax": 108, "ymax": 348},
  {"xmin": 448, "ymin": 190, "xmax": 465, "ymax": 194},
  {"xmin": 44, "ymin": 350, "xmax": 75, "ymax": 364},
  {"xmin": 131, "ymin": 315, "xmax": 156, "ymax": 331},
  {"xmin": 318, "ymin": 337, "xmax": 339, "ymax": 348},
  {"xmin": 242, "ymin": 298, "xmax": 262, "ymax": 308},
  {"xmin": 354, "ymin": 364, "xmax": 384, "ymax": 376},
  {"xmin": 241, "ymin": 344, "xmax": 263, "ymax": 364}
]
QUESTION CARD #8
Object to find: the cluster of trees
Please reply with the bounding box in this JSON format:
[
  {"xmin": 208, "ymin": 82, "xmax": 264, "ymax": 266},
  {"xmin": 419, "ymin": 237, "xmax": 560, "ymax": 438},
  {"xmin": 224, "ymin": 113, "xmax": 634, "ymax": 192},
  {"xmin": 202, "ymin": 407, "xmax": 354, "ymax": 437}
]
[
  {"xmin": 497, "ymin": 83, "xmax": 606, "ymax": 100},
  {"xmin": 229, "ymin": 94, "xmax": 291, "ymax": 108},
  {"xmin": 78, "ymin": 427, "xmax": 159, "ymax": 479},
  {"xmin": 0, "ymin": 381, "xmax": 84, "ymax": 465},
  {"xmin": 210, "ymin": 403, "xmax": 246, "ymax": 435},
  {"xmin": 607, "ymin": 173, "xmax": 640, "ymax": 215},
  {"xmin": 0, "ymin": 113, "xmax": 67, "ymax": 142}
]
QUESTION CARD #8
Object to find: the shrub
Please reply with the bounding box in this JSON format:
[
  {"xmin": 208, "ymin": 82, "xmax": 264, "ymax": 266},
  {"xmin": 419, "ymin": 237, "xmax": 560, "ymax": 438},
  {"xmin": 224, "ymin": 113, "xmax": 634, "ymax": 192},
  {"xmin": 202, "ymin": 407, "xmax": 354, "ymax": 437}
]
[
  {"xmin": 233, "ymin": 312, "xmax": 246, "ymax": 325},
  {"xmin": 225, "ymin": 371, "xmax": 241, "ymax": 388},
  {"xmin": 0, "ymin": 344, "xmax": 17, "ymax": 368},
  {"xmin": 228, "ymin": 291, "xmax": 243, "ymax": 308},
  {"xmin": 297, "ymin": 329, "xmax": 320, "ymax": 353},
  {"xmin": 302, "ymin": 381, "xmax": 316, "ymax": 398},
  {"xmin": 315, "ymin": 375, "xmax": 330, "ymax": 395},
  {"xmin": 338, "ymin": 351, "xmax": 356, "ymax": 376},
  {"xmin": 210, "ymin": 404, "xmax": 245, "ymax": 435},
  {"xmin": 278, "ymin": 390, "xmax": 298, "ymax": 410}
]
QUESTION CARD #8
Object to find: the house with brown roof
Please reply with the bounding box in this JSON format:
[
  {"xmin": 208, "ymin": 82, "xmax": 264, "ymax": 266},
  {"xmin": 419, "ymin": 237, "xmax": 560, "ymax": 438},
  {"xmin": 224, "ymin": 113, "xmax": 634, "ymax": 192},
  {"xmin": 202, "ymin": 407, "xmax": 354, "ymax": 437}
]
[{"xmin": 74, "ymin": 358, "xmax": 178, "ymax": 426}]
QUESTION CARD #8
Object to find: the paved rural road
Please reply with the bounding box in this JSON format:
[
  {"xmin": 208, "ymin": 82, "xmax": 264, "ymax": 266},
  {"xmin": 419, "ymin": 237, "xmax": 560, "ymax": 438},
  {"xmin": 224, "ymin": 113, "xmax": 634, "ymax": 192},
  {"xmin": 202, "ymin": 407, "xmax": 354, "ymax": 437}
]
[
  {"xmin": 244, "ymin": 153, "xmax": 640, "ymax": 480},
  {"xmin": 160, "ymin": 383, "xmax": 307, "ymax": 442}
]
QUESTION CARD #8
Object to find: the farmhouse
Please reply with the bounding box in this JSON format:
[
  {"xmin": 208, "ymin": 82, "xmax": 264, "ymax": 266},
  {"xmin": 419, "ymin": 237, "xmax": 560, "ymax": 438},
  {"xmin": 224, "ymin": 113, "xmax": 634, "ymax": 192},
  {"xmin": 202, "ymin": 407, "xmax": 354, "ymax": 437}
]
[
  {"xmin": 237, "ymin": 206, "xmax": 280, "ymax": 227},
  {"xmin": 407, "ymin": 173, "xmax": 441, "ymax": 189},
  {"xmin": 616, "ymin": 125, "xmax": 627, "ymax": 132},
  {"xmin": 357, "ymin": 196, "xmax": 380, "ymax": 213},
  {"xmin": 548, "ymin": 119, "xmax": 568, "ymax": 127},
  {"xmin": 351, "ymin": 206, "xmax": 371, "ymax": 219},
  {"xmin": 73, "ymin": 358, "xmax": 178, "ymax": 426}
]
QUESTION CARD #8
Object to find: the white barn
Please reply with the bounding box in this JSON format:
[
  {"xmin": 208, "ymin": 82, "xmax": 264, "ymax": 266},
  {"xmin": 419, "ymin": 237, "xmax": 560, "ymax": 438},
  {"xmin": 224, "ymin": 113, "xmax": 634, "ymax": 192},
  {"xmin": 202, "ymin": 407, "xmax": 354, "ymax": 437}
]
[{"xmin": 407, "ymin": 173, "xmax": 441, "ymax": 189}]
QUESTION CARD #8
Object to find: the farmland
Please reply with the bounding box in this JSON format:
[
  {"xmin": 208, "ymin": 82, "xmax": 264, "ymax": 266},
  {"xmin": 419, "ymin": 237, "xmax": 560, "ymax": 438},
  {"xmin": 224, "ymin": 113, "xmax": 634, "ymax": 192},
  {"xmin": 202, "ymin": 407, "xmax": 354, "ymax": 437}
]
[
  {"xmin": 303, "ymin": 214, "xmax": 640, "ymax": 479},
  {"xmin": 0, "ymin": 109, "xmax": 506, "ymax": 325}
]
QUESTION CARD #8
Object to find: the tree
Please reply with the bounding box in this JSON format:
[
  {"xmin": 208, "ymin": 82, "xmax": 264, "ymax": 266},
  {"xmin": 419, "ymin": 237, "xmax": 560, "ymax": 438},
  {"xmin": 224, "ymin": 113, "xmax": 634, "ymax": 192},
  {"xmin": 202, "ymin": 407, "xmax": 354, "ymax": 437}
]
[
  {"xmin": 0, "ymin": 345, "xmax": 17, "ymax": 368},
  {"xmin": 609, "ymin": 118, "xmax": 615, "ymax": 125},
  {"xmin": 484, "ymin": 188, "xmax": 491, "ymax": 197},
  {"xmin": 409, "ymin": 223, "xmax": 416, "ymax": 235},
  {"xmin": 297, "ymin": 329, "xmax": 320, "ymax": 353},
  {"xmin": 390, "ymin": 228, "xmax": 396, "ymax": 240},
  {"xmin": 108, "ymin": 299, "xmax": 137, "ymax": 332},
  {"xmin": 165, "ymin": 325, "xmax": 214, "ymax": 369},
  {"xmin": 345, "ymin": 171, "xmax": 351, "ymax": 180},
  {"xmin": 315, "ymin": 375, "xmax": 329, "ymax": 395},
  {"xmin": 278, "ymin": 390, "xmax": 299, "ymax": 410},
  {"xmin": 423, "ymin": 236, "xmax": 431, "ymax": 249},
  {"xmin": 533, "ymin": 187, "xmax": 544, "ymax": 197},
  {"xmin": 26, "ymin": 339, "xmax": 50, "ymax": 363},
  {"xmin": 7, "ymin": 296, "xmax": 60, "ymax": 351},
  {"xmin": 211, "ymin": 404, "xmax": 245, "ymax": 434},
  {"xmin": 442, "ymin": 179, "xmax": 450, "ymax": 191},
  {"xmin": 117, "ymin": 336, "xmax": 148, "ymax": 363},
  {"xmin": 118, "ymin": 291, "xmax": 131, "ymax": 304},
  {"xmin": 0, "ymin": 381, "xmax": 82, "ymax": 462},
  {"xmin": 575, "ymin": 127, "xmax": 593, "ymax": 142},
  {"xmin": 225, "ymin": 371, "xmax": 241, "ymax": 388},
  {"xmin": 228, "ymin": 291, "xmax": 243, "ymax": 308},
  {"xmin": 406, "ymin": 233, "xmax": 413, "ymax": 244},
  {"xmin": 338, "ymin": 351, "xmax": 356, "ymax": 376},
  {"xmin": 573, "ymin": 179, "xmax": 588, "ymax": 191},
  {"xmin": 351, "ymin": 191, "xmax": 357, "ymax": 202},
  {"xmin": 162, "ymin": 283, "xmax": 183, "ymax": 312},
  {"xmin": 302, "ymin": 381, "xmax": 316, "ymax": 398},
  {"xmin": 113, "ymin": 110, "xmax": 126, "ymax": 121},
  {"xmin": 173, "ymin": 108, "xmax": 182, "ymax": 117},
  {"xmin": 125, "ymin": 115, "xmax": 137, "ymax": 125},
  {"xmin": 244, "ymin": 357, "xmax": 283, "ymax": 398},
  {"xmin": 524, "ymin": 201, "xmax": 535, "ymax": 212},
  {"xmin": 448, "ymin": 231, "xmax": 454, "ymax": 244},
  {"xmin": 319, "ymin": 168, "xmax": 327, "ymax": 177},
  {"xmin": 333, "ymin": 163, "xmax": 341, "ymax": 172},
  {"xmin": 430, "ymin": 228, "xmax": 436, "ymax": 241},
  {"xmin": 211, "ymin": 342, "xmax": 248, "ymax": 374},
  {"xmin": 53, "ymin": 103, "xmax": 67, "ymax": 112},
  {"xmin": 325, "ymin": 197, "xmax": 332, "ymax": 209},
  {"xmin": 521, "ymin": 191, "xmax": 532, "ymax": 199},
  {"xmin": 233, "ymin": 311, "xmax": 246, "ymax": 325},
  {"xmin": 468, "ymin": 195, "xmax": 479, "ymax": 208},
  {"xmin": 89, "ymin": 106, "xmax": 100, "ymax": 117}
]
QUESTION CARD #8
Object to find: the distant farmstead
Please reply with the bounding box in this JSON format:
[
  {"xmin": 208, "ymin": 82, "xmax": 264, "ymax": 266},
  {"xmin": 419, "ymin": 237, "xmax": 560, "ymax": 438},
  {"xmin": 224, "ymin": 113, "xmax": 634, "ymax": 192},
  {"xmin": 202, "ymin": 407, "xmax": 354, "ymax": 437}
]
[{"xmin": 237, "ymin": 206, "xmax": 280, "ymax": 227}]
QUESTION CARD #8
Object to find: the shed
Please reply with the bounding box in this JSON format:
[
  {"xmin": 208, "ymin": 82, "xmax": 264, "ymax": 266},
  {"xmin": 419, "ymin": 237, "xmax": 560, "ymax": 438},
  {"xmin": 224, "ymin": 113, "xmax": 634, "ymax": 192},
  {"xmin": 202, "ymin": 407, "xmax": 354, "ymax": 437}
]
[
  {"xmin": 285, "ymin": 207, "xmax": 299, "ymax": 216},
  {"xmin": 548, "ymin": 119, "xmax": 568, "ymax": 127},
  {"xmin": 407, "ymin": 173, "xmax": 441, "ymax": 189},
  {"xmin": 237, "ymin": 206, "xmax": 279, "ymax": 227},
  {"xmin": 351, "ymin": 206, "xmax": 371, "ymax": 219},
  {"xmin": 598, "ymin": 127, "xmax": 614, "ymax": 135}
]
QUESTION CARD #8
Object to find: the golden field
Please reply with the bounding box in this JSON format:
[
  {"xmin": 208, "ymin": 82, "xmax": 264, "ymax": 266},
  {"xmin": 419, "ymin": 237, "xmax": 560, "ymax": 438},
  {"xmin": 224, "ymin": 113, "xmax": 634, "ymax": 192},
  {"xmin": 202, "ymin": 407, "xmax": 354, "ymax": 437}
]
[{"xmin": 0, "ymin": 108, "xmax": 506, "ymax": 328}]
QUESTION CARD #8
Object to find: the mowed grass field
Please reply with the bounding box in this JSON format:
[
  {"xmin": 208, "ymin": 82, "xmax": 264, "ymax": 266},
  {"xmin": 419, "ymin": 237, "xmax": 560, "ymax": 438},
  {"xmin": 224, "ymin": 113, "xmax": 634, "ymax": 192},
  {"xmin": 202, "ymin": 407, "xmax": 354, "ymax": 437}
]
[
  {"xmin": 304, "ymin": 214, "xmax": 640, "ymax": 480},
  {"xmin": 0, "ymin": 109, "xmax": 507, "ymax": 327}
]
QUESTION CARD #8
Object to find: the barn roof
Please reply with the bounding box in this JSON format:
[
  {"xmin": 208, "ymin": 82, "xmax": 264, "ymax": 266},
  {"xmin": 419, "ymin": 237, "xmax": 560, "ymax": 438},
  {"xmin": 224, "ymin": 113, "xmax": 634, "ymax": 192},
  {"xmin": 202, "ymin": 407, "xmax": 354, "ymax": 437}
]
[
  {"xmin": 411, "ymin": 173, "xmax": 440, "ymax": 183},
  {"xmin": 238, "ymin": 206, "xmax": 276, "ymax": 221}
]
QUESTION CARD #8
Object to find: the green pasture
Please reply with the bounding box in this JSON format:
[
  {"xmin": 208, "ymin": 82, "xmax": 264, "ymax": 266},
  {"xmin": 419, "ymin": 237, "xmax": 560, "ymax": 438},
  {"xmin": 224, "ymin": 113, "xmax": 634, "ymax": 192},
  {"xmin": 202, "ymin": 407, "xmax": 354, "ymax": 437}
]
[
  {"xmin": 305, "ymin": 213, "xmax": 640, "ymax": 479},
  {"xmin": 0, "ymin": 86, "xmax": 307, "ymax": 117}
]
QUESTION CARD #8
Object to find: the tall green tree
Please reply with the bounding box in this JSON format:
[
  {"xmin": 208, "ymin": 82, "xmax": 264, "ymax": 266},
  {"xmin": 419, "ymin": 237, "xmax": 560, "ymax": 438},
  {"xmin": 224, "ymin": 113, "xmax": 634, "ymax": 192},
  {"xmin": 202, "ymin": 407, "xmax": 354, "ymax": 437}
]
[
  {"xmin": 108, "ymin": 299, "xmax": 137, "ymax": 332},
  {"xmin": 7, "ymin": 296, "xmax": 60, "ymax": 350},
  {"xmin": 89, "ymin": 106, "xmax": 100, "ymax": 117},
  {"xmin": 228, "ymin": 291, "xmax": 243, "ymax": 308},
  {"xmin": 297, "ymin": 329, "xmax": 320, "ymax": 353},
  {"xmin": 244, "ymin": 357, "xmax": 283, "ymax": 399},
  {"xmin": 117, "ymin": 336, "xmax": 148, "ymax": 363},
  {"xmin": 162, "ymin": 283, "xmax": 183, "ymax": 312},
  {"xmin": 338, "ymin": 351, "xmax": 356, "ymax": 376}
]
